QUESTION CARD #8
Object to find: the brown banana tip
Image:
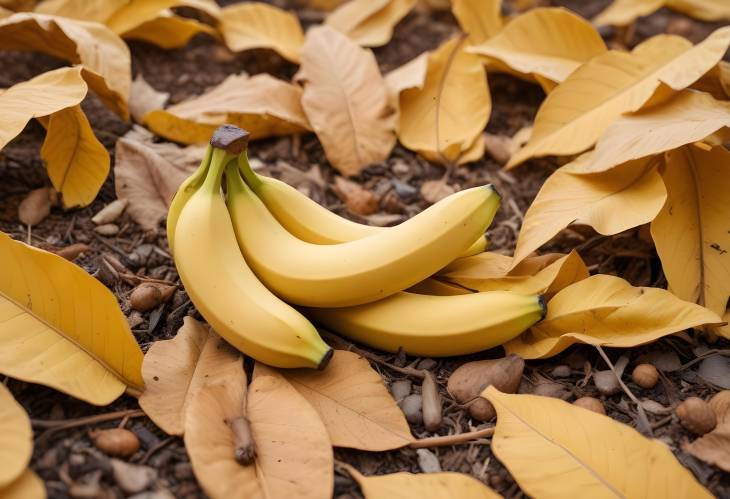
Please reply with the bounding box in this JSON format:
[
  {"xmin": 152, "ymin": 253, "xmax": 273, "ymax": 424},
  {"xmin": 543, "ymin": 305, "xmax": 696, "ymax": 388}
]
[
  {"xmin": 211, "ymin": 124, "xmax": 250, "ymax": 154},
  {"xmin": 317, "ymin": 347, "xmax": 334, "ymax": 370},
  {"xmin": 537, "ymin": 295, "xmax": 547, "ymax": 318},
  {"xmin": 486, "ymin": 183, "xmax": 501, "ymax": 199}
]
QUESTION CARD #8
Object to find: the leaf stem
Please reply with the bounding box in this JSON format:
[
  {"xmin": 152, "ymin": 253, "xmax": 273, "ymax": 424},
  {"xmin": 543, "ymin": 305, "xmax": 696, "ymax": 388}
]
[{"xmin": 409, "ymin": 427, "xmax": 495, "ymax": 448}]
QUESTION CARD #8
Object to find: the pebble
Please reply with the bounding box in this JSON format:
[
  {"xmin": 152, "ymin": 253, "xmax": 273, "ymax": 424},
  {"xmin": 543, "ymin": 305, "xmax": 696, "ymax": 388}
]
[
  {"xmin": 551, "ymin": 365, "xmax": 571, "ymax": 378},
  {"xmin": 417, "ymin": 358, "xmax": 437, "ymax": 371},
  {"xmin": 392, "ymin": 159, "xmax": 411, "ymax": 177},
  {"xmin": 401, "ymin": 394, "xmax": 423, "ymax": 425},
  {"xmin": 95, "ymin": 224, "xmax": 120, "ymax": 236},
  {"xmin": 391, "ymin": 179, "xmax": 418, "ymax": 201},
  {"xmin": 593, "ymin": 370, "xmax": 621, "ymax": 396},
  {"xmin": 390, "ymin": 380, "xmax": 412, "ymax": 402},
  {"xmin": 111, "ymin": 459, "xmax": 157, "ymax": 494},
  {"xmin": 416, "ymin": 449, "xmax": 441, "ymax": 473}
]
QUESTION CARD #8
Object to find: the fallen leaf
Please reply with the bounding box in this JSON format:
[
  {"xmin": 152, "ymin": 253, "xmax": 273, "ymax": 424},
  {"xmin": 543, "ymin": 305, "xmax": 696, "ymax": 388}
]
[
  {"xmin": 595, "ymin": 0, "xmax": 730, "ymax": 25},
  {"xmin": 505, "ymin": 274, "xmax": 723, "ymax": 359},
  {"xmin": 129, "ymin": 74, "xmax": 169, "ymax": 124},
  {"xmin": 484, "ymin": 387, "xmax": 713, "ymax": 498},
  {"xmin": 219, "ymin": 2, "xmax": 304, "ymax": 63},
  {"xmin": 0, "ymin": 470, "xmax": 45, "ymax": 499},
  {"xmin": 692, "ymin": 61, "xmax": 730, "ymax": 99},
  {"xmin": 297, "ymin": 26, "xmax": 395, "ymax": 175},
  {"xmin": 325, "ymin": 0, "xmax": 415, "ymax": 47},
  {"xmin": 420, "ymin": 179, "xmax": 455, "ymax": 203},
  {"xmin": 0, "ymin": 231, "xmax": 144, "ymax": 404},
  {"xmin": 0, "ymin": 384, "xmax": 31, "ymax": 488},
  {"xmin": 280, "ymin": 350, "xmax": 413, "ymax": 451},
  {"xmin": 507, "ymin": 27, "xmax": 730, "ymax": 168},
  {"xmin": 697, "ymin": 355, "xmax": 730, "ymax": 389},
  {"xmin": 384, "ymin": 51, "xmax": 429, "ymax": 99},
  {"xmin": 121, "ymin": 10, "xmax": 217, "ymax": 49},
  {"xmin": 684, "ymin": 423, "xmax": 730, "ymax": 472},
  {"xmin": 451, "ymin": 0, "xmax": 502, "ymax": 45},
  {"xmin": 651, "ymin": 145, "xmax": 730, "ymax": 326},
  {"xmin": 0, "ymin": 12, "xmax": 131, "ymax": 119},
  {"xmin": 145, "ymin": 73, "xmax": 311, "ymax": 144},
  {"xmin": 510, "ymin": 154, "xmax": 666, "ymax": 267},
  {"xmin": 33, "ymin": 0, "xmax": 128, "ymax": 24},
  {"xmin": 398, "ymin": 36, "xmax": 490, "ymax": 164},
  {"xmin": 17, "ymin": 187, "xmax": 55, "ymax": 226},
  {"xmin": 333, "ymin": 176, "xmax": 380, "ymax": 215}
]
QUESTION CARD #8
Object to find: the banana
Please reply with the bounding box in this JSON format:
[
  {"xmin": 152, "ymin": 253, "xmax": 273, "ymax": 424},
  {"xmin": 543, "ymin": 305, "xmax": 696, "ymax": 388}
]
[
  {"xmin": 173, "ymin": 127, "xmax": 332, "ymax": 369},
  {"xmin": 226, "ymin": 157, "xmax": 501, "ymax": 308},
  {"xmin": 238, "ymin": 160, "xmax": 488, "ymax": 256},
  {"xmin": 306, "ymin": 292, "xmax": 546, "ymax": 357}
]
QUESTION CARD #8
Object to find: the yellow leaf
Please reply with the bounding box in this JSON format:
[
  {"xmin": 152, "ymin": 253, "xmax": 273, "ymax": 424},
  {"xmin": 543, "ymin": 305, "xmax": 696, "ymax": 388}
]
[
  {"xmin": 0, "ymin": 470, "xmax": 46, "ymax": 499},
  {"xmin": 651, "ymin": 145, "xmax": 730, "ymax": 329},
  {"xmin": 505, "ymin": 274, "xmax": 722, "ymax": 359},
  {"xmin": 667, "ymin": 0, "xmax": 730, "ymax": 20},
  {"xmin": 34, "ymin": 0, "xmax": 128, "ymax": 23},
  {"xmin": 511, "ymin": 155, "xmax": 666, "ymax": 267},
  {"xmin": 0, "ymin": 12, "xmax": 131, "ymax": 119},
  {"xmin": 507, "ymin": 27, "xmax": 730, "ymax": 169},
  {"xmin": 468, "ymin": 8, "xmax": 606, "ymax": 87},
  {"xmin": 281, "ymin": 350, "xmax": 413, "ymax": 451},
  {"xmin": 344, "ymin": 463, "xmax": 502, "ymax": 498},
  {"xmin": 145, "ymin": 73, "xmax": 311, "ymax": 145},
  {"xmin": 0, "ymin": 66, "xmax": 87, "ymax": 150},
  {"xmin": 484, "ymin": 387, "xmax": 713, "ymax": 498},
  {"xmin": 0, "ymin": 384, "xmax": 31, "ymax": 488},
  {"xmin": 398, "ymin": 36, "xmax": 491, "ymax": 164},
  {"xmin": 298, "ymin": 26, "xmax": 395, "ymax": 175},
  {"xmin": 121, "ymin": 11, "xmax": 217, "ymax": 49},
  {"xmin": 40, "ymin": 104, "xmax": 109, "ymax": 208},
  {"xmin": 384, "ymin": 51, "xmax": 428, "ymax": 106},
  {"xmin": 593, "ymin": 0, "xmax": 665, "ymax": 26},
  {"xmin": 692, "ymin": 61, "xmax": 730, "ymax": 99},
  {"xmin": 219, "ymin": 2, "xmax": 304, "ymax": 63},
  {"xmin": 0, "ymin": 231, "xmax": 144, "ymax": 405},
  {"xmin": 325, "ymin": 0, "xmax": 416, "ymax": 47},
  {"xmin": 451, "ymin": 0, "xmax": 502, "ymax": 45}
]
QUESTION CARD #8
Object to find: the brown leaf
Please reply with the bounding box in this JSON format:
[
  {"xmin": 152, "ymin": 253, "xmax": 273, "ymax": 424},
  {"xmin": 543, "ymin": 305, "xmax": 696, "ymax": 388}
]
[
  {"xmin": 17, "ymin": 187, "xmax": 55, "ymax": 226},
  {"xmin": 684, "ymin": 423, "xmax": 730, "ymax": 472},
  {"xmin": 129, "ymin": 73, "xmax": 169, "ymax": 124},
  {"xmin": 325, "ymin": 0, "xmax": 416, "ymax": 47},
  {"xmin": 420, "ymin": 179, "xmax": 455, "ymax": 203},
  {"xmin": 333, "ymin": 176, "xmax": 380, "ymax": 216}
]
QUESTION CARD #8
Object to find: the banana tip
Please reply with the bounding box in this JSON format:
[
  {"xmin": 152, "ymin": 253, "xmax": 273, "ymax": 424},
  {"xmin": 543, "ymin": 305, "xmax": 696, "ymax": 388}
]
[
  {"xmin": 486, "ymin": 184, "xmax": 501, "ymax": 199},
  {"xmin": 537, "ymin": 294, "xmax": 547, "ymax": 318},
  {"xmin": 318, "ymin": 347, "xmax": 334, "ymax": 370}
]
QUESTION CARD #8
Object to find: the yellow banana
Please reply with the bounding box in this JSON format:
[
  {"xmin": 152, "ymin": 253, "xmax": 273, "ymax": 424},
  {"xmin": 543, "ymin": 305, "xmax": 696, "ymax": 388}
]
[
  {"xmin": 306, "ymin": 292, "xmax": 546, "ymax": 357},
  {"xmin": 226, "ymin": 157, "xmax": 501, "ymax": 308},
  {"xmin": 173, "ymin": 128, "xmax": 331, "ymax": 369}
]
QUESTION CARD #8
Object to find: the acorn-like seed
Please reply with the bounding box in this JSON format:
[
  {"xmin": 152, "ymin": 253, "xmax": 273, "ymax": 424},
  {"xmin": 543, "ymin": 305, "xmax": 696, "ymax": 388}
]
[
  {"xmin": 632, "ymin": 364, "xmax": 659, "ymax": 389},
  {"xmin": 676, "ymin": 397, "xmax": 717, "ymax": 435},
  {"xmin": 89, "ymin": 428, "xmax": 140, "ymax": 457},
  {"xmin": 573, "ymin": 397, "xmax": 605, "ymax": 415},
  {"xmin": 130, "ymin": 283, "xmax": 176, "ymax": 312}
]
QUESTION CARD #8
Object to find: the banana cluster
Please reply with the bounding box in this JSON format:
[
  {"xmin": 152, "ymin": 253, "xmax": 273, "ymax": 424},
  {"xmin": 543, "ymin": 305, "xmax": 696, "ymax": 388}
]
[{"xmin": 169, "ymin": 125, "xmax": 546, "ymax": 369}]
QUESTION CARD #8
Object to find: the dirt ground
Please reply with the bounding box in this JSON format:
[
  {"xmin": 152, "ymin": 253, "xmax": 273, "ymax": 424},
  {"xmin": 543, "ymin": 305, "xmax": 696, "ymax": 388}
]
[{"xmin": 1, "ymin": 1, "xmax": 729, "ymax": 498}]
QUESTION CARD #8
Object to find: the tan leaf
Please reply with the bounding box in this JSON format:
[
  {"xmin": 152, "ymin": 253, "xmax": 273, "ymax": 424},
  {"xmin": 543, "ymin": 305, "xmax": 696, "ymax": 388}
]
[
  {"xmin": 451, "ymin": 0, "xmax": 502, "ymax": 45},
  {"xmin": 145, "ymin": 73, "xmax": 311, "ymax": 145},
  {"xmin": 385, "ymin": 52, "xmax": 429, "ymax": 98},
  {"xmin": 684, "ymin": 423, "xmax": 730, "ymax": 472},
  {"xmin": 507, "ymin": 27, "xmax": 730, "ymax": 169},
  {"xmin": 121, "ymin": 11, "xmax": 217, "ymax": 49},
  {"xmin": 325, "ymin": 0, "xmax": 416, "ymax": 47},
  {"xmin": 595, "ymin": 0, "xmax": 730, "ymax": 25},
  {"xmin": 219, "ymin": 2, "xmax": 304, "ymax": 63},
  {"xmin": 333, "ymin": 176, "xmax": 380, "ymax": 215},
  {"xmin": 420, "ymin": 179, "xmax": 455, "ymax": 203},
  {"xmin": 33, "ymin": 0, "xmax": 128, "ymax": 23},
  {"xmin": 0, "ymin": 470, "xmax": 46, "ymax": 499},
  {"xmin": 398, "ymin": 36, "xmax": 490, "ymax": 164},
  {"xmin": 298, "ymin": 26, "xmax": 395, "ymax": 175},
  {"xmin": 0, "ymin": 384, "xmax": 31, "ymax": 488},
  {"xmin": 129, "ymin": 73, "xmax": 169, "ymax": 124},
  {"xmin": 505, "ymin": 274, "xmax": 722, "ymax": 359},
  {"xmin": 281, "ymin": 350, "xmax": 413, "ymax": 451},
  {"xmin": 692, "ymin": 61, "xmax": 730, "ymax": 99}
]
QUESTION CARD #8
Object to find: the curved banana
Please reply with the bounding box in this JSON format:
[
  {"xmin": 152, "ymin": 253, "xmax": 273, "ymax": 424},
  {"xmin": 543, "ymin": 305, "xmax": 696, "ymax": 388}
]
[
  {"xmin": 306, "ymin": 292, "xmax": 546, "ymax": 357},
  {"xmin": 173, "ymin": 135, "xmax": 332, "ymax": 369},
  {"xmin": 238, "ymin": 161, "xmax": 488, "ymax": 256},
  {"xmin": 226, "ymin": 159, "xmax": 501, "ymax": 308}
]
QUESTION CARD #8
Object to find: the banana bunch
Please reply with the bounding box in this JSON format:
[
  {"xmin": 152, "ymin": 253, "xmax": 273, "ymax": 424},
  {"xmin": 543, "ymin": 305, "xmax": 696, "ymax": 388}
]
[{"xmin": 169, "ymin": 125, "xmax": 546, "ymax": 368}]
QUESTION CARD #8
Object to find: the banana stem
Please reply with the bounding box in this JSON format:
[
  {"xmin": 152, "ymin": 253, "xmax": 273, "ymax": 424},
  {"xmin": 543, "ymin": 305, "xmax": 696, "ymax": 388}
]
[
  {"xmin": 237, "ymin": 151, "xmax": 262, "ymax": 190},
  {"xmin": 202, "ymin": 124, "xmax": 252, "ymax": 194}
]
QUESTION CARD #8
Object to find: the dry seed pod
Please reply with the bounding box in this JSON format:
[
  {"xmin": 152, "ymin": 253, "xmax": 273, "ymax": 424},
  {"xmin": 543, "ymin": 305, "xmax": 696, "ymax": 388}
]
[
  {"xmin": 593, "ymin": 370, "xmax": 621, "ymax": 396},
  {"xmin": 130, "ymin": 283, "xmax": 176, "ymax": 312},
  {"xmin": 390, "ymin": 380, "xmax": 412, "ymax": 402},
  {"xmin": 632, "ymin": 364, "xmax": 659, "ymax": 389},
  {"xmin": 401, "ymin": 394, "xmax": 423, "ymax": 425},
  {"xmin": 676, "ymin": 397, "xmax": 717, "ymax": 435},
  {"xmin": 89, "ymin": 428, "xmax": 140, "ymax": 457},
  {"xmin": 18, "ymin": 187, "xmax": 55, "ymax": 226},
  {"xmin": 573, "ymin": 397, "xmax": 606, "ymax": 415},
  {"xmin": 95, "ymin": 223, "xmax": 120, "ymax": 236},
  {"xmin": 421, "ymin": 370, "xmax": 442, "ymax": 432},
  {"xmin": 709, "ymin": 390, "xmax": 730, "ymax": 424},
  {"xmin": 229, "ymin": 416, "xmax": 256, "ymax": 465},
  {"xmin": 55, "ymin": 243, "xmax": 90, "ymax": 261},
  {"xmin": 92, "ymin": 199, "xmax": 128, "ymax": 225}
]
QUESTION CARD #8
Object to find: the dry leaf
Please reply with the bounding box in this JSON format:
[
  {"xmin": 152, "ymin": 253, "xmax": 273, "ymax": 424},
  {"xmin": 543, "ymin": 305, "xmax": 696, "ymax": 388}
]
[
  {"xmin": 325, "ymin": 0, "xmax": 416, "ymax": 47},
  {"xmin": 298, "ymin": 26, "xmax": 395, "ymax": 175},
  {"xmin": 651, "ymin": 145, "xmax": 730, "ymax": 328},
  {"xmin": 0, "ymin": 231, "xmax": 144, "ymax": 404},
  {"xmin": 17, "ymin": 187, "xmax": 55, "ymax": 226},
  {"xmin": 0, "ymin": 384, "xmax": 31, "ymax": 488},
  {"xmin": 398, "ymin": 36, "xmax": 490, "ymax": 164},
  {"xmin": 139, "ymin": 317, "xmax": 241, "ymax": 435},
  {"xmin": 333, "ymin": 176, "xmax": 380, "ymax": 215},
  {"xmin": 384, "ymin": 52, "xmax": 429, "ymax": 99},
  {"xmin": 510, "ymin": 154, "xmax": 666, "ymax": 267},
  {"xmin": 129, "ymin": 74, "xmax": 169, "ymax": 124},
  {"xmin": 507, "ymin": 27, "xmax": 730, "ymax": 168},
  {"xmin": 684, "ymin": 424, "xmax": 730, "ymax": 472},
  {"xmin": 0, "ymin": 470, "xmax": 45, "ymax": 499},
  {"xmin": 281, "ymin": 350, "xmax": 413, "ymax": 451},
  {"xmin": 595, "ymin": 0, "xmax": 730, "ymax": 26},
  {"xmin": 468, "ymin": 8, "xmax": 606, "ymax": 88},
  {"xmin": 451, "ymin": 0, "xmax": 502, "ymax": 45},
  {"xmin": 505, "ymin": 274, "xmax": 723, "ymax": 359},
  {"xmin": 420, "ymin": 179, "xmax": 455, "ymax": 203},
  {"xmin": 0, "ymin": 12, "xmax": 131, "ymax": 119},
  {"xmin": 484, "ymin": 387, "xmax": 712, "ymax": 498},
  {"xmin": 692, "ymin": 61, "xmax": 730, "ymax": 99},
  {"xmin": 121, "ymin": 11, "xmax": 217, "ymax": 49},
  {"xmin": 219, "ymin": 2, "xmax": 304, "ymax": 63},
  {"xmin": 145, "ymin": 73, "xmax": 311, "ymax": 144},
  {"xmin": 33, "ymin": 0, "xmax": 127, "ymax": 22}
]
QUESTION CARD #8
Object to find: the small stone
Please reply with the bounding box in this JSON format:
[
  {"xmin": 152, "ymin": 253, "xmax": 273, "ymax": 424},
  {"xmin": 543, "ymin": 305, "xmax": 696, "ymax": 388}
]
[
  {"xmin": 95, "ymin": 224, "xmax": 120, "ymax": 236},
  {"xmin": 593, "ymin": 370, "xmax": 621, "ymax": 396},
  {"xmin": 390, "ymin": 380, "xmax": 412, "ymax": 402},
  {"xmin": 380, "ymin": 190, "xmax": 405, "ymax": 214},
  {"xmin": 391, "ymin": 179, "xmax": 418, "ymax": 201},
  {"xmin": 111, "ymin": 459, "xmax": 157, "ymax": 494},
  {"xmin": 401, "ymin": 394, "xmax": 423, "ymax": 425},
  {"xmin": 551, "ymin": 365, "xmax": 571, "ymax": 378},
  {"xmin": 392, "ymin": 159, "xmax": 410, "ymax": 177},
  {"xmin": 416, "ymin": 449, "xmax": 441, "ymax": 473}
]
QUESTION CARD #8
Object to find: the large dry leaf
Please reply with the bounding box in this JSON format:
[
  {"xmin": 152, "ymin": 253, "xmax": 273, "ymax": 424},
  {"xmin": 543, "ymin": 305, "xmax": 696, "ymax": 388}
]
[
  {"xmin": 139, "ymin": 317, "xmax": 241, "ymax": 435},
  {"xmin": 595, "ymin": 0, "xmax": 730, "ymax": 25},
  {"xmin": 510, "ymin": 154, "xmax": 666, "ymax": 267},
  {"xmin": 684, "ymin": 423, "xmax": 730, "ymax": 472},
  {"xmin": 281, "ymin": 350, "xmax": 413, "ymax": 451},
  {"xmin": 129, "ymin": 73, "xmax": 169, "ymax": 124},
  {"xmin": 0, "ymin": 384, "xmax": 31, "ymax": 488},
  {"xmin": 505, "ymin": 274, "xmax": 722, "ymax": 359},
  {"xmin": 398, "ymin": 36, "xmax": 490, "ymax": 164},
  {"xmin": 506, "ymin": 27, "xmax": 730, "ymax": 169},
  {"xmin": 586, "ymin": 90, "xmax": 730, "ymax": 174},
  {"xmin": 40, "ymin": 104, "xmax": 109, "ymax": 208},
  {"xmin": 0, "ymin": 66, "xmax": 87, "ymax": 150},
  {"xmin": 325, "ymin": 0, "xmax": 415, "ymax": 47},
  {"xmin": 298, "ymin": 26, "xmax": 395, "ymax": 175},
  {"xmin": 384, "ymin": 51, "xmax": 428, "ymax": 102},
  {"xmin": 122, "ymin": 11, "xmax": 217, "ymax": 49},
  {"xmin": 451, "ymin": 0, "xmax": 502, "ymax": 45},
  {"xmin": 34, "ymin": 0, "xmax": 128, "ymax": 24},
  {"xmin": 484, "ymin": 387, "xmax": 713, "ymax": 498},
  {"xmin": 184, "ymin": 361, "xmax": 333, "ymax": 499},
  {"xmin": 0, "ymin": 231, "xmax": 144, "ymax": 404},
  {"xmin": 651, "ymin": 145, "xmax": 730, "ymax": 329},
  {"xmin": 219, "ymin": 2, "xmax": 304, "ymax": 63},
  {"xmin": 0, "ymin": 12, "xmax": 131, "ymax": 119},
  {"xmin": 0, "ymin": 470, "xmax": 46, "ymax": 499},
  {"xmin": 145, "ymin": 73, "xmax": 311, "ymax": 145},
  {"xmin": 468, "ymin": 8, "xmax": 606, "ymax": 87}
]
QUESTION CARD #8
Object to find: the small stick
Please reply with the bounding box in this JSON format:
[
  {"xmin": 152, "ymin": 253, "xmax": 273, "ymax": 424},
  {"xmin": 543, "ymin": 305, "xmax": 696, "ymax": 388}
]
[
  {"xmin": 409, "ymin": 427, "xmax": 495, "ymax": 448},
  {"xmin": 34, "ymin": 409, "xmax": 145, "ymax": 442},
  {"xmin": 139, "ymin": 436, "xmax": 174, "ymax": 465}
]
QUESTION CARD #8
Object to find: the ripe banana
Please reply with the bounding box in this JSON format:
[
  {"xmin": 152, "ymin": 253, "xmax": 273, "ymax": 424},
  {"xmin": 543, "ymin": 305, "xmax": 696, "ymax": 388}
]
[
  {"xmin": 172, "ymin": 128, "xmax": 332, "ymax": 369},
  {"xmin": 238, "ymin": 160, "xmax": 488, "ymax": 256},
  {"xmin": 306, "ymin": 292, "xmax": 546, "ymax": 357},
  {"xmin": 226, "ymin": 158, "xmax": 501, "ymax": 307}
]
